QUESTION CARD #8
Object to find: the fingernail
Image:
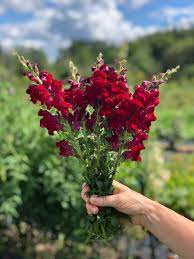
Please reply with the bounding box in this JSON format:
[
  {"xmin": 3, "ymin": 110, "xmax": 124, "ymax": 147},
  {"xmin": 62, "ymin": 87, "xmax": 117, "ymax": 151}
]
[{"xmin": 82, "ymin": 183, "xmax": 87, "ymax": 188}]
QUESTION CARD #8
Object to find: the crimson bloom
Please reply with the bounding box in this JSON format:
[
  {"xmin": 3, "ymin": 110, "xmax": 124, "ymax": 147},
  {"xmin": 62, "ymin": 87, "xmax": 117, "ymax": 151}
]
[
  {"xmin": 56, "ymin": 140, "xmax": 74, "ymax": 157},
  {"xmin": 38, "ymin": 109, "xmax": 63, "ymax": 135}
]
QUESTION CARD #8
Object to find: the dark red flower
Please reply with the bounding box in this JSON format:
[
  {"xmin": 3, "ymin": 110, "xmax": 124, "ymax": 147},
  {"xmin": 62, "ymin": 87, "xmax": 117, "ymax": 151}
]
[
  {"xmin": 39, "ymin": 71, "xmax": 53, "ymax": 86},
  {"xmin": 68, "ymin": 79, "xmax": 80, "ymax": 90},
  {"xmin": 72, "ymin": 89, "xmax": 87, "ymax": 108},
  {"xmin": 52, "ymin": 93, "xmax": 73, "ymax": 113},
  {"xmin": 25, "ymin": 72, "xmax": 39, "ymax": 83},
  {"xmin": 106, "ymin": 134, "xmax": 120, "ymax": 150},
  {"xmin": 85, "ymin": 113, "xmax": 96, "ymax": 130},
  {"xmin": 123, "ymin": 150, "xmax": 141, "ymax": 161},
  {"xmin": 26, "ymin": 84, "xmax": 52, "ymax": 109},
  {"xmin": 56, "ymin": 140, "xmax": 74, "ymax": 157},
  {"xmin": 50, "ymin": 79, "xmax": 63, "ymax": 94},
  {"xmin": 38, "ymin": 109, "xmax": 63, "ymax": 135}
]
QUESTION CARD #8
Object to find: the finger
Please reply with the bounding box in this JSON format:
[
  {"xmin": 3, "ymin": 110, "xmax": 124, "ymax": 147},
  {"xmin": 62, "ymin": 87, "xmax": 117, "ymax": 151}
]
[
  {"xmin": 82, "ymin": 184, "xmax": 89, "ymax": 193},
  {"xmin": 86, "ymin": 203, "xmax": 99, "ymax": 215},
  {"xmin": 90, "ymin": 194, "xmax": 117, "ymax": 207},
  {"xmin": 113, "ymin": 187, "xmax": 121, "ymax": 194},
  {"xmin": 82, "ymin": 182, "xmax": 87, "ymax": 188},
  {"xmin": 113, "ymin": 180, "xmax": 129, "ymax": 192},
  {"xmin": 81, "ymin": 185, "xmax": 90, "ymax": 202}
]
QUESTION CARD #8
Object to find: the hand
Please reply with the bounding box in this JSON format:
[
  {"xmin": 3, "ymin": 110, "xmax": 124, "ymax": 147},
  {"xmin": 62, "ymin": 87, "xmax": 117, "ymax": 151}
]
[{"xmin": 81, "ymin": 180, "xmax": 153, "ymax": 225}]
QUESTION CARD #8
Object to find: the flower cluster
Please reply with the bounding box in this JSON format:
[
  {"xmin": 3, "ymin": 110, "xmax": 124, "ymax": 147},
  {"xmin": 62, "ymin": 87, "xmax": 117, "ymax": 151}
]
[
  {"xmin": 24, "ymin": 57, "xmax": 167, "ymax": 161},
  {"xmin": 85, "ymin": 65, "xmax": 162, "ymax": 161},
  {"xmin": 18, "ymin": 52, "xmax": 178, "ymax": 240}
]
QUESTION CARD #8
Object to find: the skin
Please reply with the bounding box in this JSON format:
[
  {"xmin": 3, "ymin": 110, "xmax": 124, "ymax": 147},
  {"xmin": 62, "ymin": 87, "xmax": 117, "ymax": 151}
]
[{"xmin": 81, "ymin": 180, "xmax": 194, "ymax": 259}]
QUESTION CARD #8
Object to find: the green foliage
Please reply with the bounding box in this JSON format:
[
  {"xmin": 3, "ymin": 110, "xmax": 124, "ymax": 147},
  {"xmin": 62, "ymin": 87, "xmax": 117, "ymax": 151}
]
[
  {"xmin": 128, "ymin": 44, "xmax": 158, "ymax": 74},
  {"xmin": 0, "ymin": 82, "xmax": 86, "ymax": 240},
  {"xmin": 55, "ymin": 41, "xmax": 128, "ymax": 78},
  {"xmin": 153, "ymin": 80, "xmax": 194, "ymax": 140},
  {"xmin": 159, "ymin": 154, "xmax": 194, "ymax": 219},
  {"xmin": 162, "ymin": 38, "xmax": 194, "ymax": 70}
]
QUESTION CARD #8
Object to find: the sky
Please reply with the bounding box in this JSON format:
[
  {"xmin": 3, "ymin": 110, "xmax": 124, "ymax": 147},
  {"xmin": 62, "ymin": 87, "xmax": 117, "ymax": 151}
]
[{"xmin": 0, "ymin": 0, "xmax": 194, "ymax": 59}]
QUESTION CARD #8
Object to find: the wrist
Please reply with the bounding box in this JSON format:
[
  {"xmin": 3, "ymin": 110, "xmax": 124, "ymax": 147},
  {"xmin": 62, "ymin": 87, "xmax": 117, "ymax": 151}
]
[{"xmin": 139, "ymin": 199, "xmax": 160, "ymax": 228}]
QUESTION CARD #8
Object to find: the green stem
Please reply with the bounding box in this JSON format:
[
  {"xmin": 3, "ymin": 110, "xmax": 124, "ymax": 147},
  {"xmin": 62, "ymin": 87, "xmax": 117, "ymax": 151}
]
[
  {"xmin": 94, "ymin": 110, "xmax": 101, "ymax": 168},
  {"xmin": 65, "ymin": 122, "xmax": 85, "ymax": 166},
  {"xmin": 100, "ymin": 224, "xmax": 107, "ymax": 240},
  {"xmin": 113, "ymin": 135, "xmax": 126, "ymax": 175},
  {"xmin": 113, "ymin": 147, "xmax": 122, "ymax": 175}
]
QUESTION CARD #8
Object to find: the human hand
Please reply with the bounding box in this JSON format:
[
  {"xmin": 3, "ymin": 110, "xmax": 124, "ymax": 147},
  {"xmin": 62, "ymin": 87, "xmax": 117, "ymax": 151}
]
[{"xmin": 81, "ymin": 180, "xmax": 153, "ymax": 225}]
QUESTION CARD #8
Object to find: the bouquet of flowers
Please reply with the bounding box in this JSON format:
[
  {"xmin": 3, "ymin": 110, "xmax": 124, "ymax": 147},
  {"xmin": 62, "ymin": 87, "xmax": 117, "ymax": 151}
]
[{"xmin": 16, "ymin": 53, "xmax": 179, "ymax": 240}]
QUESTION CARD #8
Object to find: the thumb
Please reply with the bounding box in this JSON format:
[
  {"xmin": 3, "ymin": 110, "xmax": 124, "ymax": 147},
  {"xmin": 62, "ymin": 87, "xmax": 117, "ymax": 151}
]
[
  {"xmin": 113, "ymin": 180, "xmax": 129, "ymax": 194},
  {"xmin": 90, "ymin": 194, "xmax": 117, "ymax": 207}
]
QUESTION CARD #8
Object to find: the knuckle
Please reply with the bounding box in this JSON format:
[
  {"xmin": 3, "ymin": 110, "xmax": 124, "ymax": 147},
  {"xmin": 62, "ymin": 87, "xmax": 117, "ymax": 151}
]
[
  {"xmin": 102, "ymin": 196, "xmax": 107, "ymax": 206},
  {"xmin": 86, "ymin": 204, "xmax": 94, "ymax": 215}
]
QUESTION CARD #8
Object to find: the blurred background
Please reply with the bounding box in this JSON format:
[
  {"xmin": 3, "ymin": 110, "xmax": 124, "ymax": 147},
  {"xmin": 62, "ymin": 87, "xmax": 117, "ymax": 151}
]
[{"xmin": 0, "ymin": 0, "xmax": 194, "ymax": 258}]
